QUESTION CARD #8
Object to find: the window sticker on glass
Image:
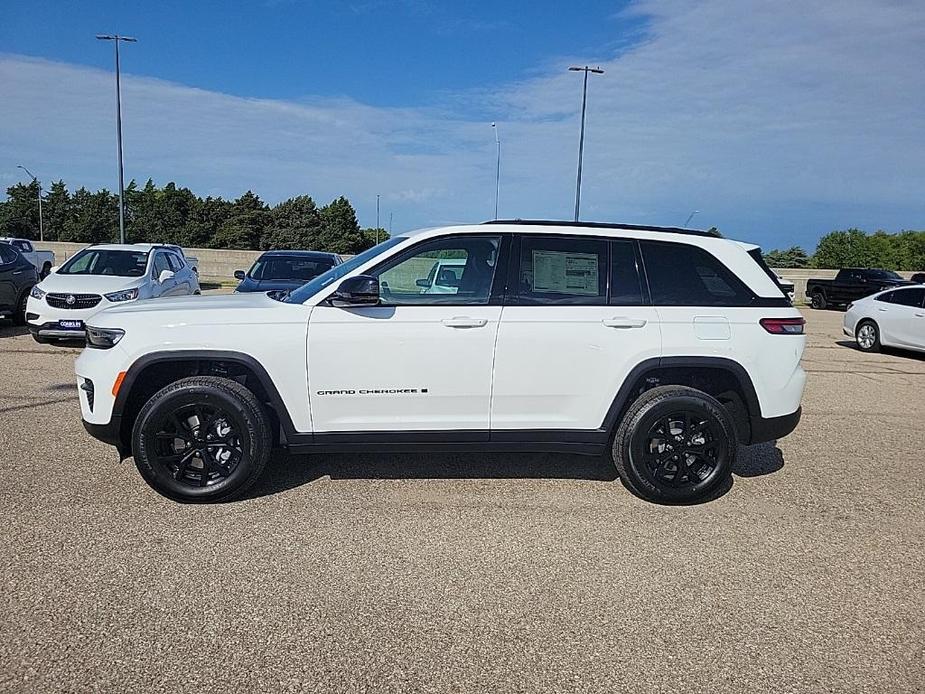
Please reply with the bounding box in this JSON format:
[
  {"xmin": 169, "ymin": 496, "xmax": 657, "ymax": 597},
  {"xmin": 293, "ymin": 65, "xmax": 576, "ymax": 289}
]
[{"xmin": 532, "ymin": 250, "xmax": 599, "ymax": 295}]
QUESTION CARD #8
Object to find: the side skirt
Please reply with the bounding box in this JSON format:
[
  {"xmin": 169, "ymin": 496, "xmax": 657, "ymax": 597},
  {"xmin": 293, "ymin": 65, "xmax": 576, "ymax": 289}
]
[{"xmin": 286, "ymin": 429, "xmax": 609, "ymax": 457}]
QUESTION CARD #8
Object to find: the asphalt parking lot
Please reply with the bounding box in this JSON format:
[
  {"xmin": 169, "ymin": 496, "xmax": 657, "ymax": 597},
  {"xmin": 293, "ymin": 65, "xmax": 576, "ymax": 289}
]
[{"xmin": 1, "ymin": 308, "xmax": 922, "ymax": 693}]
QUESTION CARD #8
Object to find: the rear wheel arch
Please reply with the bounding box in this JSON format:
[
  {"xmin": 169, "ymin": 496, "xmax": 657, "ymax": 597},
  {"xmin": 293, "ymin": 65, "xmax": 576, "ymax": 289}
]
[
  {"xmin": 115, "ymin": 351, "xmax": 294, "ymax": 453},
  {"xmin": 603, "ymin": 357, "xmax": 760, "ymax": 444}
]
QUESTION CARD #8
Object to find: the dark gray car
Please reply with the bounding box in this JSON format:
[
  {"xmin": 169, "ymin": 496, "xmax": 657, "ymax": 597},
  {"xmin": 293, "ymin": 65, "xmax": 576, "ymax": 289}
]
[{"xmin": 0, "ymin": 243, "xmax": 39, "ymax": 324}]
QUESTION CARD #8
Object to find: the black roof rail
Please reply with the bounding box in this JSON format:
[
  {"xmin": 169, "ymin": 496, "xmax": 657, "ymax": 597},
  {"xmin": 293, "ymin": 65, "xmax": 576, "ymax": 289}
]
[{"xmin": 482, "ymin": 218, "xmax": 716, "ymax": 238}]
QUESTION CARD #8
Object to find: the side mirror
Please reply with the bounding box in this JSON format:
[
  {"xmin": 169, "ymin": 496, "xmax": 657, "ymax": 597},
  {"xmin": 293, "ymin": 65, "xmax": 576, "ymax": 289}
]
[
  {"xmin": 331, "ymin": 275, "xmax": 379, "ymax": 307},
  {"xmin": 50, "ymin": 265, "xmax": 59, "ymax": 274},
  {"xmin": 233, "ymin": 270, "xmax": 246, "ymax": 281},
  {"xmin": 415, "ymin": 278, "xmax": 431, "ymax": 288},
  {"xmin": 158, "ymin": 269, "xmax": 175, "ymax": 283}
]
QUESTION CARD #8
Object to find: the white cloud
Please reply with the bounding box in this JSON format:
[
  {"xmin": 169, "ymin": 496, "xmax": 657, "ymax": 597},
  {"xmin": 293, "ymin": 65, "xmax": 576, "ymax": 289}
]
[{"xmin": 2, "ymin": 0, "xmax": 924, "ymax": 248}]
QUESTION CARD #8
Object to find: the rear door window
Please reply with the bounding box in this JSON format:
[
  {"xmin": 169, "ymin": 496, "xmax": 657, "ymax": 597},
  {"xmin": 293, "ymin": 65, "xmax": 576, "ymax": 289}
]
[
  {"xmin": 511, "ymin": 235, "xmax": 607, "ymax": 305},
  {"xmin": 890, "ymin": 288, "xmax": 925, "ymax": 308},
  {"xmin": 640, "ymin": 240, "xmax": 755, "ymax": 306}
]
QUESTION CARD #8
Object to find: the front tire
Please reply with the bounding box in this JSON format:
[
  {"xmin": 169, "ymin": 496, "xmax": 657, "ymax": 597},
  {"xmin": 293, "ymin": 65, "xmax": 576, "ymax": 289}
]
[
  {"xmin": 132, "ymin": 376, "xmax": 271, "ymax": 503},
  {"xmin": 855, "ymin": 319, "xmax": 880, "ymax": 352},
  {"xmin": 612, "ymin": 386, "xmax": 736, "ymax": 503},
  {"xmin": 13, "ymin": 290, "xmax": 28, "ymax": 325},
  {"xmin": 810, "ymin": 291, "xmax": 827, "ymax": 310}
]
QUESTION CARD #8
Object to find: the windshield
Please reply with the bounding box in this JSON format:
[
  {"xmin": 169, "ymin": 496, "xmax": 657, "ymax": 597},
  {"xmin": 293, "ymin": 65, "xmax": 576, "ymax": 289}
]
[
  {"xmin": 249, "ymin": 256, "xmax": 336, "ymax": 281},
  {"xmin": 58, "ymin": 249, "xmax": 148, "ymax": 277},
  {"xmin": 867, "ymin": 269, "xmax": 902, "ymax": 280},
  {"xmin": 284, "ymin": 237, "xmax": 407, "ymax": 303}
]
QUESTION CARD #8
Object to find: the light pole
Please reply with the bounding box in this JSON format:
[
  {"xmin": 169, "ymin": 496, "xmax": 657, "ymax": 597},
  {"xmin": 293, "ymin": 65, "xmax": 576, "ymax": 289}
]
[
  {"xmin": 96, "ymin": 34, "xmax": 137, "ymax": 244},
  {"xmin": 389, "ymin": 212, "xmax": 393, "ymax": 236},
  {"xmin": 684, "ymin": 210, "xmax": 700, "ymax": 227},
  {"xmin": 569, "ymin": 65, "xmax": 604, "ymax": 222},
  {"xmin": 376, "ymin": 194, "xmax": 380, "ymax": 244},
  {"xmin": 16, "ymin": 165, "xmax": 44, "ymax": 241},
  {"xmin": 491, "ymin": 122, "xmax": 501, "ymax": 219}
]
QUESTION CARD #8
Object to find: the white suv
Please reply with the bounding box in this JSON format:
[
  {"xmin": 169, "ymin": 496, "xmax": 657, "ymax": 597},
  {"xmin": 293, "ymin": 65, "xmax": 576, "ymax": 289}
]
[
  {"xmin": 75, "ymin": 221, "xmax": 806, "ymax": 504},
  {"xmin": 27, "ymin": 243, "xmax": 200, "ymax": 342}
]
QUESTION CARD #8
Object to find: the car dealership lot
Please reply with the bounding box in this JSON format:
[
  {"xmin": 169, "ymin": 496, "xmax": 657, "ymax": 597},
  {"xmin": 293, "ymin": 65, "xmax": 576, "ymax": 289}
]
[{"xmin": 0, "ymin": 309, "xmax": 922, "ymax": 693}]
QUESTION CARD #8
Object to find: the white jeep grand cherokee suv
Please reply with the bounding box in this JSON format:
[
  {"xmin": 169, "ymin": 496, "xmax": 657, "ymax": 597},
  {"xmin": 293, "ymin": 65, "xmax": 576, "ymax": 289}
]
[{"xmin": 75, "ymin": 221, "xmax": 806, "ymax": 504}]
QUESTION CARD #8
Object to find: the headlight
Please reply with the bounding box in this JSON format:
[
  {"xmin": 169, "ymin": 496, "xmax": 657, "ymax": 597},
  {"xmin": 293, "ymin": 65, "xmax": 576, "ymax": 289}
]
[
  {"xmin": 30, "ymin": 286, "xmax": 45, "ymax": 300},
  {"xmin": 104, "ymin": 288, "xmax": 139, "ymax": 302},
  {"xmin": 85, "ymin": 326, "xmax": 125, "ymax": 349}
]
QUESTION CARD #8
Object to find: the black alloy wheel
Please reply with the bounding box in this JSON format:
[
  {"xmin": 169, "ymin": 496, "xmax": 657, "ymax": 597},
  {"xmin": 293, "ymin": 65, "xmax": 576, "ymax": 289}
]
[
  {"xmin": 149, "ymin": 403, "xmax": 243, "ymax": 487},
  {"xmin": 636, "ymin": 411, "xmax": 726, "ymax": 492},
  {"xmin": 613, "ymin": 385, "xmax": 735, "ymax": 503},
  {"xmin": 132, "ymin": 376, "xmax": 271, "ymax": 502}
]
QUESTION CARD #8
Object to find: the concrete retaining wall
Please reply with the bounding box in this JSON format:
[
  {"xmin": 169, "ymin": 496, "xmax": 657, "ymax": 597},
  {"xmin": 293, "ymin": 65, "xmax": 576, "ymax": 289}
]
[{"xmin": 33, "ymin": 242, "xmax": 916, "ymax": 302}]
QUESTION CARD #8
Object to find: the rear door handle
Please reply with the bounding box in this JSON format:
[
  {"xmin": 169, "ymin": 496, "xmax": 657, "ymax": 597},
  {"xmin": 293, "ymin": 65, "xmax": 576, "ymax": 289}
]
[
  {"xmin": 441, "ymin": 317, "xmax": 488, "ymax": 328},
  {"xmin": 602, "ymin": 317, "xmax": 647, "ymax": 329},
  {"xmin": 878, "ymin": 307, "xmax": 888, "ymax": 312}
]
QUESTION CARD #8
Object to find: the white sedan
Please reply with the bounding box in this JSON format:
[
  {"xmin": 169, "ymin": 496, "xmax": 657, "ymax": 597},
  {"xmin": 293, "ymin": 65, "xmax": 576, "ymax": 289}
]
[
  {"xmin": 843, "ymin": 286, "xmax": 925, "ymax": 354},
  {"xmin": 26, "ymin": 243, "xmax": 200, "ymax": 343}
]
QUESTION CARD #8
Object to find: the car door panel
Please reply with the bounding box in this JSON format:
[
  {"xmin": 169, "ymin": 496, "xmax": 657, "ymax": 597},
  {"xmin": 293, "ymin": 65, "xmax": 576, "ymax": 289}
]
[
  {"xmin": 308, "ymin": 305, "xmax": 501, "ymax": 432},
  {"xmin": 307, "ymin": 234, "xmax": 506, "ymax": 433},
  {"xmin": 491, "ymin": 236, "xmax": 660, "ymax": 431},
  {"xmin": 883, "ymin": 288, "xmax": 925, "ymax": 348}
]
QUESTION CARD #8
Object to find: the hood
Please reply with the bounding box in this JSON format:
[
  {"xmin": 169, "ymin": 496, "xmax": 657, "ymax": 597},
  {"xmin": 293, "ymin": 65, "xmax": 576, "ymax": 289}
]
[
  {"xmin": 37, "ymin": 272, "xmax": 144, "ymax": 295},
  {"xmin": 88, "ymin": 291, "xmax": 307, "ymax": 331}
]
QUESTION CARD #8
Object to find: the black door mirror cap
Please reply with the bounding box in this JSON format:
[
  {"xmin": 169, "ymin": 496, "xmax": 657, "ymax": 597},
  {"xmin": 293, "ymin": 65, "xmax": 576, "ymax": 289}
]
[
  {"xmin": 331, "ymin": 275, "xmax": 380, "ymax": 307},
  {"xmin": 233, "ymin": 270, "xmax": 246, "ymax": 280}
]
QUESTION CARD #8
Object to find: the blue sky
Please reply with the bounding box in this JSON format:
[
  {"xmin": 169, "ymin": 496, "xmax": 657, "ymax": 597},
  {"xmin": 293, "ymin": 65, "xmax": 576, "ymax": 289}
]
[{"xmin": 2, "ymin": 0, "xmax": 924, "ymax": 251}]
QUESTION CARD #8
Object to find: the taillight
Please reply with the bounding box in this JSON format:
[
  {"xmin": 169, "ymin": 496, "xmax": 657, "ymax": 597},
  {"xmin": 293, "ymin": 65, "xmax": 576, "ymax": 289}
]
[{"xmin": 760, "ymin": 317, "xmax": 805, "ymax": 334}]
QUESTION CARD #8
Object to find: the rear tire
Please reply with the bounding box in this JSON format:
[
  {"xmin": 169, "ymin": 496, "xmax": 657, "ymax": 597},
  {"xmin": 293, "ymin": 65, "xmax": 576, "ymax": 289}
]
[
  {"xmin": 131, "ymin": 376, "xmax": 272, "ymax": 503},
  {"xmin": 810, "ymin": 291, "xmax": 827, "ymax": 310},
  {"xmin": 855, "ymin": 319, "xmax": 881, "ymax": 353},
  {"xmin": 612, "ymin": 386, "xmax": 736, "ymax": 503}
]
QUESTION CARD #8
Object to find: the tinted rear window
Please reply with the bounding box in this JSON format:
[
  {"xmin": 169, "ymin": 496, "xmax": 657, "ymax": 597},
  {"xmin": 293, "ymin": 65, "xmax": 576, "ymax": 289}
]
[{"xmin": 641, "ymin": 241, "xmax": 755, "ymax": 306}]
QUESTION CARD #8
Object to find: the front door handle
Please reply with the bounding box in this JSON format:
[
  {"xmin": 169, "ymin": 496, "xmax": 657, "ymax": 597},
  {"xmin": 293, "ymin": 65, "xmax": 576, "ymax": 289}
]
[
  {"xmin": 442, "ymin": 317, "xmax": 488, "ymax": 328},
  {"xmin": 602, "ymin": 317, "xmax": 647, "ymax": 329}
]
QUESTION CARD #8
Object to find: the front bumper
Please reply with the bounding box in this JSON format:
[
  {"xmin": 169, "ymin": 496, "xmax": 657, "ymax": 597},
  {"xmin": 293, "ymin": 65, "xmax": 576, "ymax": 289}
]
[
  {"xmin": 82, "ymin": 418, "xmax": 129, "ymax": 459},
  {"xmin": 26, "ymin": 295, "xmax": 111, "ymax": 339}
]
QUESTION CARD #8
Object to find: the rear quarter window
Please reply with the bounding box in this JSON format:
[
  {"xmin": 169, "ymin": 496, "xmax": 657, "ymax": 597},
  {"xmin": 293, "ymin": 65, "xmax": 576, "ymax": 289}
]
[{"xmin": 641, "ymin": 240, "xmax": 756, "ymax": 307}]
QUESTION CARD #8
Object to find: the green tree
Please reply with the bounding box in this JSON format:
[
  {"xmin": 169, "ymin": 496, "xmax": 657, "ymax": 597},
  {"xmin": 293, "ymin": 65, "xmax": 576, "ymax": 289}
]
[
  {"xmin": 0, "ymin": 181, "xmax": 42, "ymax": 238},
  {"xmin": 211, "ymin": 191, "xmax": 269, "ymax": 250},
  {"xmin": 261, "ymin": 195, "xmax": 323, "ymax": 250},
  {"xmin": 42, "ymin": 180, "xmax": 71, "ymax": 242},
  {"xmin": 811, "ymin": 229, "xmax": 872, "ymax": 268},
  {"xmin": 763, "ymin": 246, "xmax": 809, "ymax": 268},
  {"xmin": 359, "ymin": 227, "xmax": 390, "ymax": 250},
  {"xmin": 318, "ymin": 196, "xmax": 367, "ymax": 253},
  {"xmin": 60, "ymin": 187, "xmax": 118, "ymax": 243}
]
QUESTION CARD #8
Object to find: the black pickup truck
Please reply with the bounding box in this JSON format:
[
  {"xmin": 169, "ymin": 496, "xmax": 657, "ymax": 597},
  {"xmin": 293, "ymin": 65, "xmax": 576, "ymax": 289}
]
[{"xmin": 806, "ymin": 268, "xmax": 912, "ymax": 309}]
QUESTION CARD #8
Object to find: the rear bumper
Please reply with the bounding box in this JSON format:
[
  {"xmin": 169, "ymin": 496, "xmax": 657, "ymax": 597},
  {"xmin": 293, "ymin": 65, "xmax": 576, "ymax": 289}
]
[{"xmin": 749, "ymin": 407, "xmax": 801, "ymax": 444}]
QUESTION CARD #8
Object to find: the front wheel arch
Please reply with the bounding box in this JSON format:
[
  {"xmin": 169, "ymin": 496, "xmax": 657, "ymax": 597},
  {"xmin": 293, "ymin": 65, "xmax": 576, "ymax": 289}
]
[{"xmin": 115, "ymin": 352, "xmax": 295, "ymax": 454}]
